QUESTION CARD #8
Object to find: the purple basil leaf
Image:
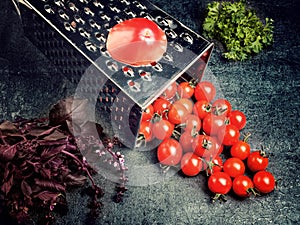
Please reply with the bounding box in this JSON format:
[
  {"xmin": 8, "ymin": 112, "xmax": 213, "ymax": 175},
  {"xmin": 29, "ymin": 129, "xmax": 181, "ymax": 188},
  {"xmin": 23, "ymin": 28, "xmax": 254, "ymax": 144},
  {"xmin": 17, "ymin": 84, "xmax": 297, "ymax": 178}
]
[
  {"xmin": 0, "ymin": 144, "xmax": 17, "ymax": 161},
  {"xmin": 0, "ymin": 120, "xmax": 19, "ymax": 135},
  {"xmin": 35, "ymin": 126, "xmax": 60, "ymax": 140},
  {"xmin": 40, "ymin": 145, "xmax": 66, "ymax": 160},
  {"xmin": 64, "ymin": 174, "xmax": 87, "ymax": 186},
  {"xmin": 21, "ymin": 180, "xmax": 32, "ymax": 197},
  {"xmin": 39, "ymin": 168, "xmax": 52, "ymax": 180},
  {"xmin": 1, "ymin": 173, "xmax": 14, "ymax": 195},
  {"xmin": 34, "ymin": 191, "xmax": 60, "ymax": 202},
  {"xmin": 34, "ymin": 178, "xmax": 66, "ymax": 192}
]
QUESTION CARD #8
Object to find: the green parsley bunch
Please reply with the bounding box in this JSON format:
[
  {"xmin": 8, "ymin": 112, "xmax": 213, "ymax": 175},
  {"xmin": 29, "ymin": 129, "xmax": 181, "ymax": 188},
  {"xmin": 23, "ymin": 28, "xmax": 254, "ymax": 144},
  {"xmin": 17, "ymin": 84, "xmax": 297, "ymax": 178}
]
[{"xmin": 203, "ymin": 0, "xmax": 274, "ymax": 61}]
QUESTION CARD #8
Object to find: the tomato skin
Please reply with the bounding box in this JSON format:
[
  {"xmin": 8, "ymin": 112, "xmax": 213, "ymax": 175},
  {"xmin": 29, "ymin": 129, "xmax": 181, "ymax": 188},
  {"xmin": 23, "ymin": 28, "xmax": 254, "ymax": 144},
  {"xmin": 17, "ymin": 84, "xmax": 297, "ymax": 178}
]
[
  {"xmin": 183, "ymin": 114, "xmax": 201, "ymax": 133},
  {"xmin": 192, "ymin": 135, "xmax": 217, "ymax": 159},
  {"xmin": 139, "ymin": 121, "xmax": 153, "ymax": 142},
  {"xmin": 228, "ymin": 110, "xmax": 247, "ymax": 130},
  {"xmin": 181, "ymin": 152, "xmax": 203, "ymax": 176},
  {"xmin": 247, "ymin": 151, "xmax": 269, "ymax": 172},
  {"xmin": 230, "ymin": 140, "xmax": 251, "ymax": 160},
  {"xmin": 152, "ymin": 119, "xmax": 174, "ymax": 140},
  {"xmin": 161, "ymin": 82, "xmax": 177, "ymax": 100},
  {"xmin": 253, "ymin": 171, "xmax": 275, "ymax": 194},
  {"xmin": 194, "ymin": 81, "xmax": 216, "ymax": 102},
  {"xmin": 153, "ymin": 98, "xmax": 171, "ymax": 117},
  {"xmin": 157, "ymin": 138, "xmax": 183, "ymax": 166},
  {"xmin": 232, "ymin": 175, "xmax": 254, "ymax": 197},
  {"xmin": 202, "ymin": 114, "xmax": 226, "ymax": 136},
  {"xmin": 177, "ymin": 82, "xmax": 195, "ymax": 99},
  {"xmin": 107, "ymin": 18, "xmax": 167, "ymax": 66},
  {"xmin": 193, "ymin": 100, "xmax": 212, "ymax": 120},
  {"xmin": 223, "ymin": 157, "xmax": 245, "ymax": 178},
  {"xmin": 208, "ymin": 172, "xmax": 232, "ymax": 195},
  {"xmin": 167, "ymin": 103, "xmax": 189, "ymax": 125},
  {"xmin": 212, "ymin": 99, "xmax": 232, "ymax": 116},
  {"xmin": 179, "ymin": 131, "xmax": 197, "ymax": 152},
  {"xmin": 141, "ymin": 104, "xmax": 154, "ymax": 121},
  {"xmin": 217, "ymin": 124, "xmax": 240, "ymax": 146},
  {"xmin": 206, "ymin": 155, "xmax": 223, "ymax": 175},
  {"xmin": 175, "ymin": 98, "xmax": 194, "ymax": 114}
]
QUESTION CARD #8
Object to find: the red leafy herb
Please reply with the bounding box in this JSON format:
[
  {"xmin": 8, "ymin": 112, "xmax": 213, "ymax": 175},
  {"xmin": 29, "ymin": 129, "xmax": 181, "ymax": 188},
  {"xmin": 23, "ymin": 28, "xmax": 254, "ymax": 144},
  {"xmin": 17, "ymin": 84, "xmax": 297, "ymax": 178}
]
[{"xmin": 0, "ymin": 98, "xmax": 128, "ymax": 225}]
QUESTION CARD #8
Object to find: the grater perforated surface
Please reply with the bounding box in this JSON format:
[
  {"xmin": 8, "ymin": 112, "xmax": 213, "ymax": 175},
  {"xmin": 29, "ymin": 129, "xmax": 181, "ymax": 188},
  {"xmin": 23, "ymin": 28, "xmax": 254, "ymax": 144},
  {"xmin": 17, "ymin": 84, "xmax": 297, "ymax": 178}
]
[{"xmin": 23, "ymin": 0, "xmax": 212, "ymax": 109}]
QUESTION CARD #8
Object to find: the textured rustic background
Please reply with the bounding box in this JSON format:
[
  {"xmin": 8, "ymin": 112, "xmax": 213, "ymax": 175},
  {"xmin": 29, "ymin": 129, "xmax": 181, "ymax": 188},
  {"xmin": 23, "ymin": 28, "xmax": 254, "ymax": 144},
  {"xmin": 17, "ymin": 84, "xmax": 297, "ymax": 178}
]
[{"xmin": 0, "ymin": 0, "xmax": 299, "ymax": 224}]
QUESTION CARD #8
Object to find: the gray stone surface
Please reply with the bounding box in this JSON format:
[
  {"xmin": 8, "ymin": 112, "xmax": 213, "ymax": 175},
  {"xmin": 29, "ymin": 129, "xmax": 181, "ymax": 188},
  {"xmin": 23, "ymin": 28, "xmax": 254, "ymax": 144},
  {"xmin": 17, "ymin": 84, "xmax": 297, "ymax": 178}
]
[{"xmin": 0, "ymin": 0, "xmax": 299, "ymax": 224}]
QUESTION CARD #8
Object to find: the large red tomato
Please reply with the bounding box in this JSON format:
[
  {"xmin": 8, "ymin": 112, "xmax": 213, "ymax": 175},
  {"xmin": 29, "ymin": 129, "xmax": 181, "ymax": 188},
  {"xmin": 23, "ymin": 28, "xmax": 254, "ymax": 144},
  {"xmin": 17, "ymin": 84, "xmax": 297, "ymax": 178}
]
[{"xmin": 106, "ymin": 18, "xmax": 167, "ymax": 66}]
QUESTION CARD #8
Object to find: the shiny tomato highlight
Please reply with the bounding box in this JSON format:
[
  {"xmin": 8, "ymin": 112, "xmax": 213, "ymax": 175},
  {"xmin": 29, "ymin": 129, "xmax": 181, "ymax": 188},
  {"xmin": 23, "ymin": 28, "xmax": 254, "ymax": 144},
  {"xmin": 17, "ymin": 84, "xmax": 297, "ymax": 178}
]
[{"xmin": 106, "ymin": 18, "xmax": 167, "ymax": 66}]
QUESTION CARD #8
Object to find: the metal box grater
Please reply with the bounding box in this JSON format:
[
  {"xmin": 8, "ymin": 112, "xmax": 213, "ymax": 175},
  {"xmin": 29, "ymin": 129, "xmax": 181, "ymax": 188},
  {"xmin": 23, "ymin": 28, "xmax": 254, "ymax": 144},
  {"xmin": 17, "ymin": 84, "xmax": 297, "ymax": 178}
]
[{"xmin": 21, "ymin": 0, "xmax": 214, "ymax": 149}]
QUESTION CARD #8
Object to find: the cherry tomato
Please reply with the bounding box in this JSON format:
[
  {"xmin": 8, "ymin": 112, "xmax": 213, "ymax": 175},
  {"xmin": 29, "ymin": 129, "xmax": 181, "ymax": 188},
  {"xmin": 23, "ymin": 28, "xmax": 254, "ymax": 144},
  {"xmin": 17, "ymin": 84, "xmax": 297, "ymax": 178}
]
[
  {"xmin": 167, "ymin": 103, "xmax": 189, "ymax": 125},
  {"xmin": 228, "ymin": 110, "xmax": 247, "ymax": 130},
  {"xmin": 107, "ymin": 18, "xmax": 167, "ymax": 66},
  {"xmin": 192, "ymin": 100, "xmax": 212, "ymax": 120},
  {"xmin": 206, "ymin": 155, "xmax": 223, "ymax": 175},
  {"xmin": 202, "ymin": 114, "xmax": 226, "ymax": 136},
  {"xmin": 157, "ymin": 138, "xmax": 183, "ymax": 166},
  {"xmin": 230, "ymin": 140, "xmax": 250, "ymax": 160},
  {"xmin": 175, "ymin": 98, "xmax": 194, "ymax": 114},
  {"xmin": 183, "ymin": 114, "xmax": 201, "ymax": 133},
  {"xmin": 153, "ymin": 98, "xmax": 171, "ymax": 117},
  {"xmin": 160, "ymin": 82, "xmax": 177, "ymax": 100},
  {"xmin": 223, "ymin": 157, "xmax": 245, "ymax": 178},
  {"xmin": 247, "ymin": 151, "xmax": 269, "ymax": 172},
  {"xmin": 181, "ymin": 152, "xmax": 203, "ymax": 176},
  {"xmin": 217, "ymin": 124, "xmax": 240, "ymax": 146},
  {"xmin": 177, "ymin": 81, "xmax": 195, "ymax": 99},
  {"xmin": 194, "ymin": 81, "xmax": 216, "ymax": 102},
  {"xmin": 253, "ymin": 171, "xmax": 275, "ymax": 194},
  {"xmin": 212, "ymin": 98, "xmax": 232, "ymax": 116},
  {"xmin": 232, "ymin": 175, "xmax": 255, "ymax": 197},
  {"xmin": 179, "ymin": 131, "xmax": 197, "ymax": 152},
  {"xmin": 192, "ymin": 135, "xmax": 217, "ymax": 159},
  {"xmin": 211, "ymin": 136, "xmax": 224, "ymax": 155},
  {"xmin": 208, "ymin": 171, "xmax": 232, "ymax": 195},
  {"xmin": 141, "ymin": 104, "xmax": 154, "ymax": 121},
  {"xmin": 138, "ymin": 121, "xmax": 153, "ymax": 142},
  {"xmin": 152, "ymin": 119, "xmax": 174, "ymax": 140}
]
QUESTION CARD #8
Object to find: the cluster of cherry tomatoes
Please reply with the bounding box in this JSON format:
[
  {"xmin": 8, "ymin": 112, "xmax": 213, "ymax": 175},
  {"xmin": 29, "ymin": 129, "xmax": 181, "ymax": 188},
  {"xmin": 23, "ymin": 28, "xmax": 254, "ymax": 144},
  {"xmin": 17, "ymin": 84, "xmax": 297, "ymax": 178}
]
[{"xmin": 139, "ymin": 79, "xmax": 276, "ymax": 201}]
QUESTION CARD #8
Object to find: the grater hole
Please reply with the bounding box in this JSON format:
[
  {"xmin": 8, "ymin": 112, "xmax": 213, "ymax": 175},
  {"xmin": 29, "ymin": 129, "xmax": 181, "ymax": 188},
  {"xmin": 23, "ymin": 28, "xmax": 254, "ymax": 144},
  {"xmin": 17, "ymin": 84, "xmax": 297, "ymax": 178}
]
[
  {"xmin": 109, "ymin": 3, "xmax": 121, "ymax": 13},
  {"xmin": 74, "ymin": 14, "xmax": 85, "ymax": 25},
  {"xmin": 106, "ymin": 61, "xmax": 118, "ymax": 71},
  {"xmin": 85, "ymin": 41, "xmax": 97, "ymax": 52},
  {"xmin": 156, "ymin": 16, "xmax": 169, "ymax": 26},
  {"xmin": 124, "ymin": 8, "xmax": 137, "ymax": 18},
  {"xmin": 89, "ymin": 19, "xmax": 101, "ymax": 29},
  {"xmin": 180, "ymin": 32, "xmax": 193, "ymax": 45},
  {"xmin": 44, "ymin": 5, "xmax": 55, "ymax": 14},
  {"xmin": 68, "ymin": 2, "xmax": 79, "ymax": 12},
  {"xmin": 99, "ymin": 11, "xmax": 111, "ymax": 21},
  {"xmin": 79, "ymin": 0, "xmax": 90, "ymax": 4},
  {"xmin": 122, "ymin": 66, "xmax": 135, "ymax": 77},
  {"xmin": 54, "ymin": 0, "xmax": 64, "ymax": 7},
  {"xmin": 165, "ymin": 29, "xmax": 177, "ymax": 39},
  {"xmin": 93, "ymin": 0, "xmax": 104, "ymax": 8},
  {"xmin": 119, "ymin": 0, "xmax": 131, "ymax": 6},
  {"xmin": 133, "ymin": 1, "xmax": 147, "ymax": 10},
  {"xmin": 139, "ymin": 70, "xmax": 152, "ymax": 81},
  {"xmin": 171, "ymin": 42, "xmax": 184, "ymax": 52},
  {"xmin": 84, "ymin": 7, "xmax": 95, "ymax": 17},
  {"xmin": 58, "ymin": 9, "xmax": 69, "ymax": 21},
  {"xmin": 150, "ymin": 62, "xmax": 163, "ymax": 72},
  {"xmin": 64, "ymin": 22, "xmax": 76, "ymax": 32},
  {"xmin": 95, "ymin": 32, "xmax": 106, "ymax": 42}
]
